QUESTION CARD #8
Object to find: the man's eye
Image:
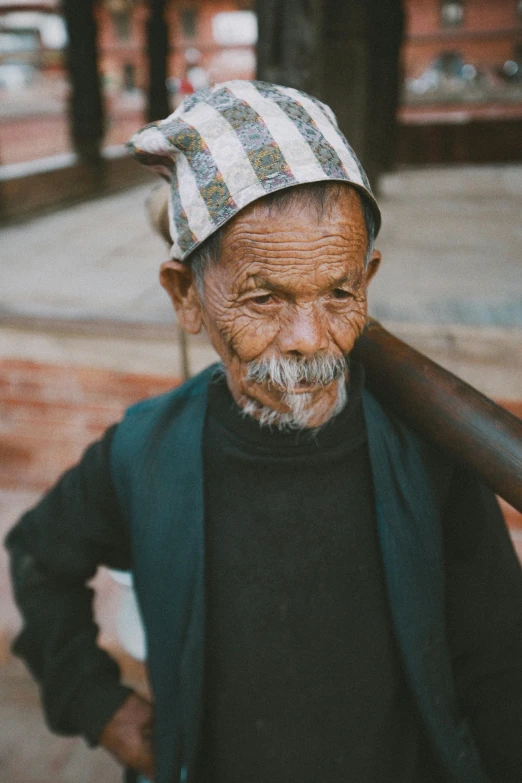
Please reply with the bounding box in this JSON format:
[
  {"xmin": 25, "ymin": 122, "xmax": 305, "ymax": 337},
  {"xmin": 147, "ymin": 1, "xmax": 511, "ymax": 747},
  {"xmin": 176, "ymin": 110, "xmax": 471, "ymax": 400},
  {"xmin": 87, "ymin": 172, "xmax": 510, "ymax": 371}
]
[
  {"xmin": 332, "ymin": 289, "xmax": 352, "ymax": 300},
  {"xmin": 250, "ymin": 294, "xmax": 274, "ymax": 305}
]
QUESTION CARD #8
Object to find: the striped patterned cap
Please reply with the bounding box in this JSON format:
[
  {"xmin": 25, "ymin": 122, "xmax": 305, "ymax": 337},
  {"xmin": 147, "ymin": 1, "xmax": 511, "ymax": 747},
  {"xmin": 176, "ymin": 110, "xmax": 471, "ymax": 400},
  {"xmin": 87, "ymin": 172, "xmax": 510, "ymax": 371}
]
[{"xmin": 129, "ymin": 80, "xmax": 381, "ymax": 262}]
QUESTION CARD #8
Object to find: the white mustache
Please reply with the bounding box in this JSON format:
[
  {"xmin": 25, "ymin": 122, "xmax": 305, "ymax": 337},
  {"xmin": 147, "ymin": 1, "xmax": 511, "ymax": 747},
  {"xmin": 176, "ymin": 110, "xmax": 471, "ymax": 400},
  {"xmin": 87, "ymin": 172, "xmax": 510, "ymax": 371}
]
[{"xmin": 246, "ymin": 353, "xmax": 347, "ymax": 390}]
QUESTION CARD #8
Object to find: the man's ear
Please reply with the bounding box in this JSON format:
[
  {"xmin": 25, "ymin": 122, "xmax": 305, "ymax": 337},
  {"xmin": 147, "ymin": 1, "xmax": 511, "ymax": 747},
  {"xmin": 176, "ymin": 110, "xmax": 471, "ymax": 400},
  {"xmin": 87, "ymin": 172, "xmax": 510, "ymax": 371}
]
[
  {"xmin": 364, "ymin": 249, "xmax": 382, "ymax": 286},
  {"xmin": 160, "ymin": 260, "xmax": 203, "ymax": 334}
]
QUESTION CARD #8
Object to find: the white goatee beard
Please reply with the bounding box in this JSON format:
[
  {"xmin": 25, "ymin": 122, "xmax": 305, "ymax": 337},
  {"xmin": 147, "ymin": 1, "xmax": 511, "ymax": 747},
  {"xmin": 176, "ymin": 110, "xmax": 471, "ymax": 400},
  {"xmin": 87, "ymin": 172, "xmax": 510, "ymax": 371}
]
[{"xmin": 241, "ymin": 377, "xmax": 347, "ymax": 431}]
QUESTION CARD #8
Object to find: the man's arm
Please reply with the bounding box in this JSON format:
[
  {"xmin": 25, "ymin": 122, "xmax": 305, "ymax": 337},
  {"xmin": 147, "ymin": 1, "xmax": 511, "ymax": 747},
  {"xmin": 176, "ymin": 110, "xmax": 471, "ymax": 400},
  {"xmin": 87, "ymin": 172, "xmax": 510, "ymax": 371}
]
[
  {"xmin": 444, "ymin": 466, "xmax": 522, "ymax": 781},
  {"xmin": 5, "ymin": 425, "xmax": 147, "ymax": 756}
]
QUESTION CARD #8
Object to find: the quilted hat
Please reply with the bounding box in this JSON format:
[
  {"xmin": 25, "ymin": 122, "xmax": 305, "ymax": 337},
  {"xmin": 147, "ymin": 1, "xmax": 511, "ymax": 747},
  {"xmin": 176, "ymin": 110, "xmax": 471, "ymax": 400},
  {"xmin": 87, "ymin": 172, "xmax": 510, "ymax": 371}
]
[{"xmin": 128, "ymin": 80, "xmax": 381, "ymax": 261}]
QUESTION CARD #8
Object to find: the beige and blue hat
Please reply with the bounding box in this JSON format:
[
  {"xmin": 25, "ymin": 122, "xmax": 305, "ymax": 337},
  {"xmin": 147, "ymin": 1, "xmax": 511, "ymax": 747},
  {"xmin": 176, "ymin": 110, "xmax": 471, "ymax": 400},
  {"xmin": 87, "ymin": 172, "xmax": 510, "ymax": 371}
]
[{"xmin": 128, "ymin": 80, "xmax": 381, "ymax": 261}]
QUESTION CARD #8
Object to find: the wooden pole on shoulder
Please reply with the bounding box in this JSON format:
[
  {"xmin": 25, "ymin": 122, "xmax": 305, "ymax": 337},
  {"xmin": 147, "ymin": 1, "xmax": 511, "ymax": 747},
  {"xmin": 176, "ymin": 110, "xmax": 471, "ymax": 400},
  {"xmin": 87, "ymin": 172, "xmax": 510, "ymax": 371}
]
[{"xmin": 352, "ymin": 320, "xmax": 522, "ymax": 512}]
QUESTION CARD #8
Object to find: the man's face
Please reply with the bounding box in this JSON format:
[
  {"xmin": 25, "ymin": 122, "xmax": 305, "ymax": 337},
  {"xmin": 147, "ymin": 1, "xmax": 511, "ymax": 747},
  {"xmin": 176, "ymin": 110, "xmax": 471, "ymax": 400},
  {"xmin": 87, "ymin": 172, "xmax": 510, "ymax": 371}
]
[{"xmin": 163, "ymin": 187, "xmax": 381, "ymax": 428}]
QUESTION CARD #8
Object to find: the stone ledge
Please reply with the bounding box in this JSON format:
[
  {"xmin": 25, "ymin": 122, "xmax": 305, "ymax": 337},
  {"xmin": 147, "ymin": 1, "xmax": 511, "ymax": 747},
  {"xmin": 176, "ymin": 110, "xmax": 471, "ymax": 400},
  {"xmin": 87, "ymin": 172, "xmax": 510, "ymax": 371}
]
[{"xmin": 0, "ymin": 146, "xmax": 155, "ymax": 223}]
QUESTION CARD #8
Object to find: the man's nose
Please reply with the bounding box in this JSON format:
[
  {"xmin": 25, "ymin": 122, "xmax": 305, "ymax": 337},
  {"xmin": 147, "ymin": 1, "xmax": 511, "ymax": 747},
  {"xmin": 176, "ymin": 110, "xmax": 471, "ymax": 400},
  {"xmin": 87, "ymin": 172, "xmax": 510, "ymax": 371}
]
[{"xmin": 278, "ymin": 304, "xmax": 328, "ymax": 356}]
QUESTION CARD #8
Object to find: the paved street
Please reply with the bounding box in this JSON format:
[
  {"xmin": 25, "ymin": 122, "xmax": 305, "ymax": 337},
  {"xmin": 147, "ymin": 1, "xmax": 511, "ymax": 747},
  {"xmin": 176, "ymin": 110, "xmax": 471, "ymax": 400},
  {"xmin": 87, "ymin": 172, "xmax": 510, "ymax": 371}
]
[{"xmin": 2, "ymin": 163, "xmax": 522, "ymax": 328}]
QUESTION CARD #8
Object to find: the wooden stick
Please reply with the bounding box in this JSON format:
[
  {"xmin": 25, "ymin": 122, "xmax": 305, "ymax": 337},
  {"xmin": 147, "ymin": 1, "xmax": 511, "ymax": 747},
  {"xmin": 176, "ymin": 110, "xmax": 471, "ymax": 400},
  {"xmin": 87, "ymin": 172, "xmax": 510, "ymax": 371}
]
[
  {"xmin": 147, "ymin": 185, "xmax": 191, "ymax": 380},
  {"xmin": 352, "ymin": 319, "xmax": 522, "ymax": 513}
]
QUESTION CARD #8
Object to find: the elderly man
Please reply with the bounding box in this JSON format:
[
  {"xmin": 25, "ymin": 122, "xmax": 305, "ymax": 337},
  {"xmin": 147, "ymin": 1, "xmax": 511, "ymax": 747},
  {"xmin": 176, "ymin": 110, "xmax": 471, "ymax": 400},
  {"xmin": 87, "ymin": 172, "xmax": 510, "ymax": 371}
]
[{"xmin": 6, "ymin": 81, "xmax": 522, "ymax": 783}]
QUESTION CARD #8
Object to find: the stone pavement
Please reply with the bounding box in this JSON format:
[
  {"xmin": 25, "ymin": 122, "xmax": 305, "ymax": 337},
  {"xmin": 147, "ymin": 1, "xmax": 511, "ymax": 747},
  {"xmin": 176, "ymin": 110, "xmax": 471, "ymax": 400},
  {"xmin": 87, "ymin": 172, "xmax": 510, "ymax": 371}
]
[
  {"xmin": 2, "ymin": 164, "xmax": 522, "ymax": 327},
  {"xmin": 373, "ymin": 165, "xmax": 522, "ymax": 328}
]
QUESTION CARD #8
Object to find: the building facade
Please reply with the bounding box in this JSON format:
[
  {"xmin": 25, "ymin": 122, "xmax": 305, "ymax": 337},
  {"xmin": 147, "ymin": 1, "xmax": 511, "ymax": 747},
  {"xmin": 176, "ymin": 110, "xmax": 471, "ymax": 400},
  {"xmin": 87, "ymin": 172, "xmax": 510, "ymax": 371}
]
[
  {"xmin": 96, "ymin": 0, "xmax": 256, "ymax": 97},
  {"xmin": 402, "ymin": 0, "xmax": 522, "ymax": 103}
]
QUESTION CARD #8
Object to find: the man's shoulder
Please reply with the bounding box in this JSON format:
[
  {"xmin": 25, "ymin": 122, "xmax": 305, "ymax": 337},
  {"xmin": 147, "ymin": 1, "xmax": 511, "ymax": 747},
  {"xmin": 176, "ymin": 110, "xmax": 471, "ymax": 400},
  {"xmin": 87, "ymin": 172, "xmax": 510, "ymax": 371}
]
[
  {"xmin": 109, "ymin": 363, "xmax": 219, "ymax": 500},
  {"xmin": 111, "ymin": 363, "xmax": 219, "ymax": 471},
  {"xmin": 122, "ymin": 362, "xmax": 220, "ymax": 422}
]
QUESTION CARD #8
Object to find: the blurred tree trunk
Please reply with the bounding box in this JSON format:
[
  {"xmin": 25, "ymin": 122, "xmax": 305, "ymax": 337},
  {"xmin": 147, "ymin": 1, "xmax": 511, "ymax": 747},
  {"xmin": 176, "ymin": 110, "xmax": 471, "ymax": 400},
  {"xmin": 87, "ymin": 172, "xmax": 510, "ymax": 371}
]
[
  {"xmin": 256, "ymin": 0, "xmax": 404, "ymax": 190},
  {"xmin": 147, "ymin": 0, "xmax": 170, "ymax": 122},
  {"xmin": 62, "ymin": 0, "xmax": 104, "ymax": 163}
]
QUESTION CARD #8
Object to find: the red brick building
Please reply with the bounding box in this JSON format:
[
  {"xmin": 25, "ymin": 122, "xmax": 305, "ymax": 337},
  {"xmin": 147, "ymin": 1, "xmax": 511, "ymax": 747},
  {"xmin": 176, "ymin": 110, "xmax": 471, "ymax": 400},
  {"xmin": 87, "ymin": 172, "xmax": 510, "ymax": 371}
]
[
  {"xmin": 402, "ymin": 0, "xmax": 522, "ymax": 101},
  {"xmin": 1, "ymin": 0, "xmax": 520, "ymax": 165},
  {"xmin": 96, "ymin": 0, "xmax": 256, "ymax": 96},
  {"xmin": 398, "ymin": 0, "xmax": 522, "ymax": 163},
  {"xmin": 405, "ymin": 0, "xmax": 521, "ymax": 77}
]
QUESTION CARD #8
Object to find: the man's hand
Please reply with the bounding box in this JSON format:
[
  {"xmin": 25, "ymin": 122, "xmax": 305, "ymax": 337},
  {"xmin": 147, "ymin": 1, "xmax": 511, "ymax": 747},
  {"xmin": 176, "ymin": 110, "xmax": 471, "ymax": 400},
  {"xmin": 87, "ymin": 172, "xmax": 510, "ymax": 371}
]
[{"xmin": 99, "ymin": 692, "xmax": 155, "ymax": 779}]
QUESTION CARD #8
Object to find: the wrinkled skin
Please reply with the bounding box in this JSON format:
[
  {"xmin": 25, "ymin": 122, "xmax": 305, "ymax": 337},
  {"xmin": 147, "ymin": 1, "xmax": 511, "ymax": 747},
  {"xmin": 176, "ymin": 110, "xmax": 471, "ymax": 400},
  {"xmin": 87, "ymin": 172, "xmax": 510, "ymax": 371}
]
[{"xmin": 161, "ymin": 187, "xmax": 381, "ymax": 429}]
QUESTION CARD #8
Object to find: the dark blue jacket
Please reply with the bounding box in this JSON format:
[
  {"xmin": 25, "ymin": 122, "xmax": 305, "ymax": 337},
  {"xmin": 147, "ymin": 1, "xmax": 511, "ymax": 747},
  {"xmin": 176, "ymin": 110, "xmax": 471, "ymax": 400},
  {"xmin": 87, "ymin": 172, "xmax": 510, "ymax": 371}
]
[{"xmin": 110, "ymin": 364, "xmax": 489, "ymax": 783}]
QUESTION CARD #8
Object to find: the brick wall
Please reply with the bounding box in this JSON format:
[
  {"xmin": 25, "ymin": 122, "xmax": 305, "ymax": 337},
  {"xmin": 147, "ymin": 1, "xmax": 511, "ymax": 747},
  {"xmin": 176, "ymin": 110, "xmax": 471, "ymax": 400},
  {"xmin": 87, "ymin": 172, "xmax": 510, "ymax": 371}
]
[
  {"xmin": 0, "ymin": 360, "xmax": 180, "ymax": 656},
  {"xmin": 406, "ymin": 0, "xmax": 517, "ymax": 37},
  {"xmin": 0, "ymin": 359, "xmax": 177, "ymax": 491},
  {"xmin": 403, "ymin": 0, "xmax": 521, "ymax": 78}
]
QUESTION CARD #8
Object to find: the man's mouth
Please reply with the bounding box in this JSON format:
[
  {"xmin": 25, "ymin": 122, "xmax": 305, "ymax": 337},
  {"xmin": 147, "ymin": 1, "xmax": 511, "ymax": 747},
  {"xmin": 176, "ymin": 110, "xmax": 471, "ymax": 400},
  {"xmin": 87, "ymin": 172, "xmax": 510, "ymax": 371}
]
[
  {"xmin": 287, "ymin": 381, "xmax": 325, "ymax": 394},
  {"xmin": 259, "ymin": 379, "xmax": 334, "ymax": 395}
]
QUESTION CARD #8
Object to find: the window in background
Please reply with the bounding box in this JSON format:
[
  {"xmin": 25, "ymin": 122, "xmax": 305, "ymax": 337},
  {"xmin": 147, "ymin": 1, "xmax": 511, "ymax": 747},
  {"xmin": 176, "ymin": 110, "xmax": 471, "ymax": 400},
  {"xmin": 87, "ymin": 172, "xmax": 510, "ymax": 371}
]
[
  {"xmin": 212, "ymin": 11, "xmax": 258, "ymax": 46},
  {"xmin": 441, "ymin": 0, "xmax": 464, "ymax": 27},
  {"xmin": 436, "ymin": 51, "xmax": 464, "ymax": 78},
  {"xmin": 123, "ymin": 62, "xmax": 136, "ymax": 90},
  {"xmin": 112, "ymin": 11, "xmax": 131, "ymax": 41},
  {"xmin": 181, "ymin": 8, "xmax": 198, "ymax": 39},
  {"xmin": 100, "ymin": 0, "xmax": 145, "ymax": 150},
  {"xmin": 207, "ymin": 11, "xmax": 257, "ymax": 84}
]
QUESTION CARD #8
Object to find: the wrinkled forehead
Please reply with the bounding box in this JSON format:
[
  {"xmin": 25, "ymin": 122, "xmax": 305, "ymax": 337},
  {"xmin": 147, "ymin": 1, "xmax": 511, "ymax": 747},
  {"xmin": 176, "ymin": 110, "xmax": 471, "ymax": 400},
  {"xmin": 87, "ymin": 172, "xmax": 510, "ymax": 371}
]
[
  {"xmin": 215, "ymin": 189, "xmax": 368, "ymax": 287},
  {"xmin": 248, "ymin": 180, "xmax": 364, "ymax": 221},
  {"xmin": 222, "ymin": 184, "xmax": 367, "ymax": 249}
]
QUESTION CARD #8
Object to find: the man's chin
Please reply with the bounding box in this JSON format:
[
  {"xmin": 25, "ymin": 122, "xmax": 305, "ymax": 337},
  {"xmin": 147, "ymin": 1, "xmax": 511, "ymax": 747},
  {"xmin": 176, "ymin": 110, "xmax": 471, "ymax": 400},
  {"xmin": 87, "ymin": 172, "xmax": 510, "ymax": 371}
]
[
  {"xmin": 244, "ymin": 378, "xmax": 334, "ymax": 406},
  {"xmin": 240, "ymin": 379, "xmax": 347, "ymax": 431}
]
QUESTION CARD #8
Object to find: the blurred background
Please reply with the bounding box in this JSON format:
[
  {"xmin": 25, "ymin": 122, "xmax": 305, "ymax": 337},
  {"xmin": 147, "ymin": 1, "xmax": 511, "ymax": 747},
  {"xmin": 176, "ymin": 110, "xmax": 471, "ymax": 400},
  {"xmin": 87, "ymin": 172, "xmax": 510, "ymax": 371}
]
[{"xmin": 0, "ymin": 1, "xmax": 521, "ymax": 780}]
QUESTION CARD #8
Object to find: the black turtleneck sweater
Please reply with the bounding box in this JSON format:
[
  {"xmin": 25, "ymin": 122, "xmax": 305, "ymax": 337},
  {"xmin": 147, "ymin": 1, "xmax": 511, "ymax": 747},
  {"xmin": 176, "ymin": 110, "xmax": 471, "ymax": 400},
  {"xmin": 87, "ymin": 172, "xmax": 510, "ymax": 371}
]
[{"xmin": 198, "ymin": 363, "xmax": 440, "ymax": 783}]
